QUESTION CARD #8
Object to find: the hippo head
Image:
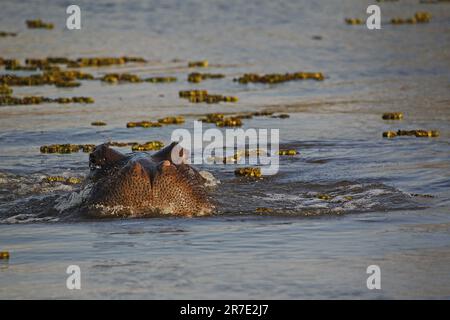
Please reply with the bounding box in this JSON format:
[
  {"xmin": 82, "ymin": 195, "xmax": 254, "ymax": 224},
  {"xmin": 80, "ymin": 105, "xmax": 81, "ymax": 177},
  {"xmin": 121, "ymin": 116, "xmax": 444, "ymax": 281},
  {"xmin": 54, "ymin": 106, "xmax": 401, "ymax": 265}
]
[{"xmin": 85, "ymin": 142, "xmax": 213, "ymax": 217}]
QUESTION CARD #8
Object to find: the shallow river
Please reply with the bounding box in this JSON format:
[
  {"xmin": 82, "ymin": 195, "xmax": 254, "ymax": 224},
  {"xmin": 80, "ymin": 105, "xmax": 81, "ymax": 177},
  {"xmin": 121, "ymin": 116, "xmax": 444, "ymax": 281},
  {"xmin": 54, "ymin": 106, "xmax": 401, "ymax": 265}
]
[{"xmin": 1, "ymin": 0, "xmax": 450, "ymax": 299}]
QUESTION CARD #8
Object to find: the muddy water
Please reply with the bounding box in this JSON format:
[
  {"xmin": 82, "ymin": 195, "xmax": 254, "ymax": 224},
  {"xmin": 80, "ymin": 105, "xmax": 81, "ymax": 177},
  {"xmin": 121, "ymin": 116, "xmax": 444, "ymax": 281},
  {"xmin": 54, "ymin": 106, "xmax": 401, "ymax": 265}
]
[{"xmin": 1, "ymin": 0, "xmax": 450, "ymax": 299}]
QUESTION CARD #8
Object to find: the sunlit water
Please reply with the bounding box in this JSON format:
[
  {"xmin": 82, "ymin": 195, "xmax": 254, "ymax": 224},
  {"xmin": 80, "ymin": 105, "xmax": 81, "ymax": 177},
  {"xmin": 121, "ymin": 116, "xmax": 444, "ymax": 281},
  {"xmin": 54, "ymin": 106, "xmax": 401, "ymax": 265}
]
[{"xmin": 1, "ymin": 0, "xmax": 450, "ymax": 299}]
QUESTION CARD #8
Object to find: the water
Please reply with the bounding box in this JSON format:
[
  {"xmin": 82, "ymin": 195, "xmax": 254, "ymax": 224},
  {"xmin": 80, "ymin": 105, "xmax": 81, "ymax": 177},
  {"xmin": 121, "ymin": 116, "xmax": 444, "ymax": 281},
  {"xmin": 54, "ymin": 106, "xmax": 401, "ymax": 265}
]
[{"xmin": 1, "ymin": 0, "xmax": 450, "ymax": 299}]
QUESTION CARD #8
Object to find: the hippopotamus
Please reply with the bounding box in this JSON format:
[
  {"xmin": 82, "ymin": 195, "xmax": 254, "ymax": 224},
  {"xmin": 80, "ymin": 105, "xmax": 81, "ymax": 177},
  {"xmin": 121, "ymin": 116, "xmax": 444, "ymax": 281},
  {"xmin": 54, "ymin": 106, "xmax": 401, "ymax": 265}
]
[{"xmin": 83, "ymin": 142, "xmax": 213, "ymax": 217}]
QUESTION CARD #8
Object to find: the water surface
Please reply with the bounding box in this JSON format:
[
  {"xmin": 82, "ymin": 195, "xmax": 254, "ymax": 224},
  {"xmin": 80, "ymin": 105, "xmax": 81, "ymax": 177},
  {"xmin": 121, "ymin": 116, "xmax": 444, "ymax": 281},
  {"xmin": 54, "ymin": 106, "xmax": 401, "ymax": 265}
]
[{"xmin": 1, "ymin": 0, "xmax": 450, "ymax": 299}]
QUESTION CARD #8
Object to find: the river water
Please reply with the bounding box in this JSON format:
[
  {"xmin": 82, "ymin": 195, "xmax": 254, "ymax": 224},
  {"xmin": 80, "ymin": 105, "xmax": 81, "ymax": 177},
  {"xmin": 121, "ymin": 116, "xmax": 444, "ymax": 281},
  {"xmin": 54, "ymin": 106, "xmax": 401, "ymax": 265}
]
[{"xmin": 0, "ymin": 0, "xmax": 450, "ymax": 299}]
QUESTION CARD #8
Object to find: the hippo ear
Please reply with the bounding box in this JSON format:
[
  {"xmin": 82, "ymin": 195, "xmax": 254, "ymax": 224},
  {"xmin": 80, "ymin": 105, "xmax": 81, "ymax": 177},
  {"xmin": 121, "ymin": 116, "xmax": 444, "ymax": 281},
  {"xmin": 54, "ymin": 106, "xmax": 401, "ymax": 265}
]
[
  {"xmin": 151, "ymin": 141, "xmax": 187, "ymax": 164},
  {"xmin": 89, "ymin": 143, "xmax": 126, "ymax": 169}
]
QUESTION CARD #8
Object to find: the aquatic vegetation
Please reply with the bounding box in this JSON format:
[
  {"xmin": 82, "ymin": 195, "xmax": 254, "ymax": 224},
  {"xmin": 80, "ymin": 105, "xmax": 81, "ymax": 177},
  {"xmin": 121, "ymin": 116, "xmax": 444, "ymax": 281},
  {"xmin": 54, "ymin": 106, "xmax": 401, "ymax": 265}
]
[
  {"xmin": 80, "ymin": 144, "xmax": 96, "ymax": 152},
  {"xmin": 0, "ymin": 96, "xmax": 51, "ymax": 106},
  {"xmin": 391, "ymin": 12, "xmax": 432, "ymax": 24},
  {"xmin": 222, "ymin": 96, "xmax": 239, "ymax": 103},
  {"xmin": 24, "ymin": 58, "xmax": 93, "ymax": 71},
  {"xmin": 0, "ymin": 251, "xmax": 10, "ymax": 260},
  {"xmin": 187, "ymin": 72, "xmax": 225, "ymax": 83},
  {"xmin": 74, "ymin": 57, "xmax": 126, "ymax": 67},
  {"xmin": 0, "ymin": 70, "xmax": 94, "ymax": 87},
  {"xmin": 252, "ymin": 111, "xmax": 274, "ymax": 116},
  {"xmin": 145, "ymin": 76, "xmax": 177, "ymax": 83},
  {"xmin": 1, "ymin": 59, "xmax": 20, "ymax": 69},
  {"xmin": 91, "ymin": 121, "xmax": 107, "ymax": 126},
  {"xmin": 54, "ymin": 81, "xmax": 81, "ymax": 88},
  {"xmin": 179, "ymin": 90, "xmax": 208, "ymax": 98},
  {"xmin": 215, "ymin": 117, "xmax": 243, "ymax": 127},
  {"xmin": 410, "ymin": 193, "xmax": 434, "ymax": 198},
  {"xmin": 0, "ymin": 74, "xmax": 49, "ymax": 86},
  {"xmin": 131, "ymin": 141, "xmax": 165, "ymax": 151},
  {"xmin": 106, "ymin": 141, "xmax": 138, "ymax": 147},
  {"xmin": 101, "ymin": 73, "xmax": 142, "ymax": 84},
  {"xmin": 158, "ymin": 116, "xmax": 185, "ymax": 125},
  {"xmin": 382, "ymin": 112, "xmax": 403, "ymax": 120},
  {"xmin": 234, "ymin": 167, "xmax": 262, "ymax": 178},
  {"xmin": 415, "ymin": 11, "xmax": 432, "ymax": 23},
  {"xmin": 383, "ymin": 130, "xmax": 440, "ymax": 138},
  {"xmin": 54, "ymin": 97, "xmax": 94, "ymax": 104},
  {"xmin": 188, "ymin": 60, "xmax": 209, "ymax": 68},
  {"xmin": 235, "ymin": 71, "xmax": 324, "ymax": 84},
  {"xmin": 126, "ymin": 121, "xmax": 162, "ymax": 128},
  {"xmin": 42, "ymin": 176, "xmax": 82, "ymax": 184},
  {"xmin": 26, "ymin": 19, "xmax": 54, "ymax": 29},
  {"xmin": 198, "ymin": 114, "xmax": 243, "ymax": 126},
  {"xmin": 198, "ymin": 113, "xmax": 224, "ymax": 123},
  {"xmin": 0, "ymin": 91, "xmax": 93, "ymax": 106},
  {"xmin": 0, "ymin": 85, "xmax": 12, "ymax": 96},
  {"xmin": 191, "ymin": 94, "xmax": 238, "ymax": 104},
  {"xmin": 179, "ymin": 90, "xmax": 238, "ymax": 104},
  {"xmin": 68, "ymin": 56, "xmax": 147, "ymax": 68},
  {"xmin": 45, "ymin": 57, "xmax": 72, "ymax": 64},
  {"xmin": 391, "ymin": 18, "xmax": 417, "ymax": 24},
  {"xmin": 383, "ymin": 131, "xmax": 397, "ymax": 138},
  {"xmin": 398, "ymin": 130, "xmax": 439, "ymax": 137},
  {"xmin": 316, "ymin": 194, "xmax": 333, "ymax": 201},
  {"xmin": 345, "ymin": 18, "xmax": 363, "ymax": 25},
  {"xmin": 5, "ymin": 63, "xmax": 37, "ymax": 71},
  {"xmin": 122, "ymin": 56, "xmax": 147, "ymax": 63},
  {"xmin": 40, "ymin": 144, "xmax": 95, "ymax": 154},
  {"xmin": 46, "ymin": 70, "xmax": 95, "ymax": 81},
  {"xmin": 0, "ymin": 31, "xmax": 17, "ymax": 37},
  {"xmin": 277, "ymin": 149, "xmax": 298, "ymax": 156},
  {"xmin": 40, "ymin": 144, "xmax": 81, "ymax": 154}
]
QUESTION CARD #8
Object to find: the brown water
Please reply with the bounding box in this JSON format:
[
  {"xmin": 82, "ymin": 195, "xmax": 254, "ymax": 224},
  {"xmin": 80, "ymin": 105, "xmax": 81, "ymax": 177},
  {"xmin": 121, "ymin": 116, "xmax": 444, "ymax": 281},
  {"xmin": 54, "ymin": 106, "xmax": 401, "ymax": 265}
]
[{"xmin": 0, "ymin": 0, "xmax": 450, "ymax": 299}]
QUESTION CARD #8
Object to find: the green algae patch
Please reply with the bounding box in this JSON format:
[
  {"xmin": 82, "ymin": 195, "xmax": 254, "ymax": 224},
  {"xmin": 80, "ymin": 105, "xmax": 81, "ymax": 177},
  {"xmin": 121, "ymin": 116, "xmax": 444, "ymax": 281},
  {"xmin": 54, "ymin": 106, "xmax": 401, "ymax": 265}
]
[
  {"xmin": 107, "ymin": 141, "xmax": 138, "ymax": 147},
  {"xmin": 188, "ymin": 60, "xmax": 209, "ymax": 68},
  {"xmin": 215, "ymin": 117, "xmax": 243, "ymax": 127},
  {"xmin": 0, "ymin": 251, "xmax": 10, "ymax": 260},
  {"xmin": 382, "ymin": 112, "xmax": 403, "ymax": 120},
  {"xmin": 55, "ymin": 81, "xmax": 81, "ymax": 88},
  {"xmin": 391, "ymin": 12, "xmax": 432, "ymax": 24},
  {"xmin": 235, "ymin": 72, "xmax": 324, "ymax": 84},
  {"xmin": 145, "ymin": 77, "xmax": 177, "ymax": 83},
  {"xmin": 383, "ymin": 130, "xmax": 439, "ymax": 138},
  {"xmin": 277, "ymin": 149, "xmax": 299, "ymax": 156},
  {"xmin": 188, "ymin": 72, "xmax": 225, "ymax": 83},
  {"xmin": 316, "ymin": 194, "xmax": 333, "ymax": 201},
  {"xmin": 126, "ymin": 121, "xmax": 162, "ymax": 128},
  {"xmin": 179, "ymin": 89, "xmax": 238, "ymax": 104},
  {"xmin": 158, "ymin": 116, "xmax": 185, "ymax": 125},
  {"xmin": 91, "ymin": 121, "xmax": 107, "ymax": 126},
  {"xmin": 345, "ymin": 18, "xmax": 363, "ymax": 25},
  {"xmin": 42, "ymin": 176, "xmax": 82, "ymax": 184},
  {"xmin": 0, "ymin": 85, "xmax": 12, "ymax": 96},
  {"xmin": 0, "ymin": 31, "xmax": 17, "ymax": 37},
  {"xmin": 0, "ymin": 96, "xmax": 51, "ymax": 106},
  {"xmin": 131, "ymin": 141, "xmax": 165, "ymax": 151},
  {"xmin": 235, "ymin": 167, "xmax": 262, "ymax": 178},
  {"xmin": 101, "ymin": 73, "xmax": 142, "ymax": 84},
  {"xmin": 198, "ymin": 113, "xmax": 225, "ymax": 123},
  {"xmin": 26, "ymin": 19, "xmax": 54, "ymax": 29},
  {"xmin": 40, "ymin": 144, "xmax": 95, "ymax": 154},
  {"xmin": 0, "ymin": 70, "xmax": 94, "ymax": 87}
]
